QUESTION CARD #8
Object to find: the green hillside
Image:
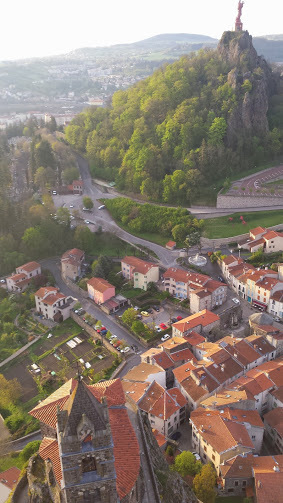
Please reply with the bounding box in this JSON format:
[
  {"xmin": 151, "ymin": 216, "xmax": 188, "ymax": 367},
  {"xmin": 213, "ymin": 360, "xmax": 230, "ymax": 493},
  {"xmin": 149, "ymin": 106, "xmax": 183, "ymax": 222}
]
[{"xmin": 65, "ymin": 31, "xmax": 283, "ymax": 206}]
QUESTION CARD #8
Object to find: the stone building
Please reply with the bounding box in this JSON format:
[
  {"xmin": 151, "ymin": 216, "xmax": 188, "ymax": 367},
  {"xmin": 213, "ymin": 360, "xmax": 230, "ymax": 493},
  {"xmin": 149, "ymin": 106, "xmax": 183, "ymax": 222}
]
[{"xmin": 29, "ymin": 378, "xmax": 143, "ymax": 503}]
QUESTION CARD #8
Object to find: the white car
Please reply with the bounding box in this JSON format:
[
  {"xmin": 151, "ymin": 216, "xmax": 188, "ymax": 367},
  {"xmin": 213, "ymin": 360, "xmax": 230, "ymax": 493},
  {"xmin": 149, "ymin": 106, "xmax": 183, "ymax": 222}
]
[
  {"xmin": 98, "ymin": 205, "xmax": 106, "ymax": 210},
  {"xmin": 84, "ymin": 220, "xmax": 90, "ymax": 224},
  {"xmin": 232, "ymin": 298, "xmax": 240, "ymax": 304},
  {"xmin": 121, "ymin": 346, "xmax": 130, "ymax": 353},
  {"xmin": 109, "ymin": 335, "xmax": 117, "ymax": 341},
  {"xmin": 192, "ymin": 452, "xmax": 201, "ymax": 461},
  {"xmin": 70, "ymin": 204, "xmax": 74, "ymax": 208},
  {"xmin": 133, "ymin": 306, "xmax": 139, "ymax": 311},
  {"xmin": 155, "ymin": 326, "xmax": 162, "ymax": 333},
  {"xmin": 161, "ymin": 334, "xmax": 170, "ymax": 342},
  {"xmin": 0, "ymin": 279, "xmax": 5, "ymax": 283}
]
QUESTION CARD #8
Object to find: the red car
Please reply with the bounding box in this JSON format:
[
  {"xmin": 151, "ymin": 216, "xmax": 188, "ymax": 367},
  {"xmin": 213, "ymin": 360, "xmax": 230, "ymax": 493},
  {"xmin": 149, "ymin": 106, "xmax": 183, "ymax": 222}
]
[
  {"xmin": 97, "ymin": 326, "xmax": 106, "ymax": 333},
  {"xmin": 113, "ymin": 340, "xmax": 122, "ymax": 348},
  {"xmin": 176, "ymin": 316, "xmax": 183, "ymax": 321},
  {"xmin": 160, "ymin": 323, "xmax": 167, "ymax": 330}
]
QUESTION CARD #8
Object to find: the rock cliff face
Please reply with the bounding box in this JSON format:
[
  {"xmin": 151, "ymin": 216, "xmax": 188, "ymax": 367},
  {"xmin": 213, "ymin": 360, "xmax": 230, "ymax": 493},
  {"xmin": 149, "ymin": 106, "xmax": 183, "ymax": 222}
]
[
  {"xmin": 218, "ymin": 30, "xmax": 278, "ymax": 148},
  {"xmin": 141, "ymin": 412, "xmax": 197, "ymax": 503}
]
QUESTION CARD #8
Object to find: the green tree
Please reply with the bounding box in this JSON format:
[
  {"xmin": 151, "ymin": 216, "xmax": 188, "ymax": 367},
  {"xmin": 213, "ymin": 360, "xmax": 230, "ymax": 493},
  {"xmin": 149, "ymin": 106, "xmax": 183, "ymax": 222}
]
[
  {"xmin": 208, "ymin": 117, "xmax": 227, "ymax": 146},
  {"xmin": 193, "ymin": 464, "xmax": 216, "ymax": 503},
  {"xmin": 20, "ymin": 440, "xmax": 41, "ymax": 462},
  {"xmin": 83, "ymin": 196, "xmax": 94, "ymax": 209},
  {"xmin": 0, "ymin": 374, "xmax": 22, "ymax": 408},
  {"xmin": 173, "ymin": 451, "xmax": 202, "ymax": 477},
  {"xmin": 131, "ymin": 320, "xmax": 145, "ymax": 335},
  {"xmin": 56, "ymin": 207, "xmax": 71, "ymax": 226},
  {"xmin": 34, "ymin": 139, "xmax": 56, "ymax": 169},
  {"xmin": 62, "ymin": 166, "xmax": 80, "ymax": 184},
  {"xmin": 121, "ymin": 308, "xmax": 137, "ymax": 326},
  {"xmin": 185, "ymin": 230, "xmax": 202, "ymax": 250}
]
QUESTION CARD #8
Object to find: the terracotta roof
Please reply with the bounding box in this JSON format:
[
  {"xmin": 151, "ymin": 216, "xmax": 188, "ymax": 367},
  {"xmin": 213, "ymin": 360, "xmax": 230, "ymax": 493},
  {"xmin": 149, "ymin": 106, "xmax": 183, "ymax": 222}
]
[
  {"xmin": 122, "ymin": 256, "xmax": 157, "ymax": 275},
  {"xmin": 30, "ymin": 379, "xmax": 77, "ymax": 428},
  {"xmin": 256, "ymin": 277, "xmax": 279, "ymax": 291},
  {"xmin": 190, "ymin": 288, "xmax": 211, "ymax": 299},
  {"xmin": 163, "ymin": 267, "xmax": 209, "ymax": 285},
  {"xmin": 255, "ymin": 324, "xmax": 280, "ymax": 334},
  {"xmin": 8, "ymin": 272, "xmax": 26, "ymax": 282},
  {"xmin": 222, "ymin": 255, "xmax": 241, "ymax": 265},
  {"xmin": 123, "ymin": 362, "xmax": 163, "ymax": 382},
  {"xmin": 122, "ymin": 381, "xmax": 149, "ymax": 403},
  {"xmin": 108, "ymin": 407, "xmax": 140, "ymax": 499},
  {"xmin": 35, "ymin": 286, "xmax": 59, "ymax": 299},
  {"xmin": 264, "ymin": 407, "xmax": 283, "ymax": 437},
  {"xmin": 61, "ymin": 248, "xmax": 84, "ymax": 266},
  {"xmin": 138, "ymin": 382, "xmax": 186, "ymax": 420},
  {"xmin": 158, "ymin": 336, "xmax": 188, "ymax": 351},
  {"xmin": 172, "ymin": 361, "xmax": 199, "ymax": 384},
  {"xmin": 193, "ymin": 407, "xmax": 263, "ymax": 428},
  {"xmin": 248, "ymin": 237, "xmax": 266, "ymax": 249},
  {"xmin": 221, "ymin": 453, "xmax": 283, "ymax": 479},
  {"xmin": 39, "ymin": 438, "xmax": 62, "ymax": 484},
  {"xmin": 87, "ymin": 277, "xmax": 115, "ymax": 293},
  {"xmin": 152, "ymin": 352, "xmax": 174, "ymax": 370},
  {"xmin": 170, "ymin": 348, "xmax": 196, "ymax": 363},
  {"xmin": 254, "ymin": 471, "xmax": 283, "ymax": 503},
  {"xmin": 17, "ymin": 261, "xmax": 40, "ymax": 273},
  {"xmin": 184, "ymin": 331, "xmax": 206, "ymax": 346},
  {"xmin": 270, "ymin": 290, "xmax": 283, "ymax": 302},
  {"xmin": 205, "ymin": 279, "xmax": 226, "ymax": 292},
  {"xmin": 200, "ymin": 388, "xmax": 253, "ymax": 408},
  {"xmin": 72, "ymin": 179, "xmax": 83, "ymax": 186},
  {"xmin": 250, "ymin": 226, "xmax": 266, "ymax": 236},
  {"xmin": 245, "ymin": 335, "xmax": 276, "ymax": 355},
  {"xmin": 166, "ymin": 241, "xmax": 176, "ymax": 247},
  {"xmin": 271, "ymin": 386, "xmax": 283, "ymax": 403},
  {"xmin": 220, "ymin": 338, "xmax": 263, "ymax": 366},
  {"xmin": 0, "ymin": 467, "xmax": 21, "ymax": 489},
  {"xmin": 205, "ymin": 357, "xmax": 243, "ymax": 384},
  {"xmin": 141, "ymin": 348, "xmax": 163, "ymax": 359},
  {"xmin": 190, "ymin": 412, "xmax": 254, "ymax": 454},
  {"xmin": 88, "ymin": 379, "xmax": 126, "ymax": 406},
  {"xmin": 173, "ymin": 309, "xmax": 220, "ymax": 333},
  {"xmin": 152, "ymin": 428, "xmax": 167, "ymax": 448},
  {"xmin": 231, "ymin": 373, "xmax": 274, "ymax": 398},
  {"xmin": 263, "ymin": 230, "xmax": 283, "ymax": 240}
]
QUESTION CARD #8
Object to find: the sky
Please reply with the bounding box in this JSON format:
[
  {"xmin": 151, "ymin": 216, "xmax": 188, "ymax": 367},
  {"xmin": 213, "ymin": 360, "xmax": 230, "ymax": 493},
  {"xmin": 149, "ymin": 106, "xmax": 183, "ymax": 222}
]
[{"xmin": 1, "ymin": 0, "xmax": 282, "ymax": 61}]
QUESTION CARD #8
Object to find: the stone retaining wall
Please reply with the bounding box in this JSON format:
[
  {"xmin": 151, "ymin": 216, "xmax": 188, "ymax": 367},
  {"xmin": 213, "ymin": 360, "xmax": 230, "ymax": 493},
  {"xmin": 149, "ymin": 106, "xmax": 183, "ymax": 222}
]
[
  {"xmin": 202, "ymin": 223, "xmax": 283, "ymax": 248},
  {"xmin": 217, "ymin": 194, "xmax": 283, "ymax": 209}
]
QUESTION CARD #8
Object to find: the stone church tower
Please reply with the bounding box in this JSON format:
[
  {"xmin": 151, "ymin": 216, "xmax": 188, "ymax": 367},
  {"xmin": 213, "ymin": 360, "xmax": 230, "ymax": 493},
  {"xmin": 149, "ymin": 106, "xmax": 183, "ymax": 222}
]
[{"xmin": 57, "ymin": 379, "xmax": 118, "ymax": 503}]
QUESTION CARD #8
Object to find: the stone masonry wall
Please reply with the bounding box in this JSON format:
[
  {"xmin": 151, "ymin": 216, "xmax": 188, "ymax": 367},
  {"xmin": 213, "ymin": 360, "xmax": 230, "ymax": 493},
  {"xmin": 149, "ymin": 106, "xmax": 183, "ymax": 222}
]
[
  {"xmin": 70, "ymin": 311, "xmax": 120, "ymax": 355},
  {"xmin": 217, "ymin": 194, "xmax": 283, "ymax": 209},
  {"xmin": 201, "ymin": 223, "xmax": 283, "ymax": 248}
]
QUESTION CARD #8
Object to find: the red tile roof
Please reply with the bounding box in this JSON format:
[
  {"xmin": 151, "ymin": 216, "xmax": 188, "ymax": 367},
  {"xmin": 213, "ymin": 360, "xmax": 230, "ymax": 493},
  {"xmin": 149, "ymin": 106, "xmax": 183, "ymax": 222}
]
[
  {"xmin": 87, "ymin": 277, "xmax": 115, "ymax": 293},
  {"xmin": 163, "ymin": 267, "xmax": 209, "ymax": 286},
  {"xmin": 264, "ymin": 407, "xmax": 283, "ymax": 437},
  {"xmin": 166, "ymin": 241, "xmax": 176, "ymax": 248},
  {"xmin": 263, "ymin": 230, "xmax": 283, "ymax": 240},
  {"xmin": 248, "ymin": 237, "xmax": 266, "ymax": 249},
  {"xmin": 190, "ymin": 412, "xmax": 254, "ymax": 453},
  {"xmin": 35, "ymin": 286, "xmax": 59, "ymax": 299},
  {"xmin": 39, "ymin": 437, "xmax": 62, "ymax": 484},
  {"xmin": 152, "ymin": 351, "xmax": 174, "ymax": 370},
  {"xmin": 17, "ymin": 261, "xmax": 40, "ymax": 273},
  {"xmin": 152, "ymin": 428, "xmax": 167, "ymax": 448},
  {"xmin": 61, "ymin": 248, "xmax": 84, "ymax": 266},
  {"xmin": 108, "ymin": 407, "xmax": 140, "ymax": 499},
  {"xmin": 220, "ymin": 453, "xmax": 283, "ymax": 479},
  {"xmin": 0, "ymin": 466, "xmax": 21, "ymax": 489},
  {"xmin": 138, "ymin": 381, "xmax": 186, "ymax": 420},
  {"xmin": 172, "ymin": 361, "xmax": 199, "ymax": 384},
  {"xmin": 122, "ymin": 256, "xmax": 157, "ymax": 275},
  {"xmin": 250, "ymin": 226, "xmax": 266, "ymax": 236},
  {"xmin": 222, "ymin": 255, "xmax": 241, "ymax": 265},
  {"xmin": 184, "ymin": 331, "xmax": 206, "ymax": 346},
  {"xmin": 256, "ymin": 277, "xmax": 279, "ymax": 291},
  {"xmin": 173, "ymin": 309, "xmax": 220, "ymax": 333},
  {"xmin": 254, "ymin": 471, "xmax": 283, "ymax": 503},
  {"xmin": 170, "ymin": 348, "xmax": 196, "ymax": 363}
]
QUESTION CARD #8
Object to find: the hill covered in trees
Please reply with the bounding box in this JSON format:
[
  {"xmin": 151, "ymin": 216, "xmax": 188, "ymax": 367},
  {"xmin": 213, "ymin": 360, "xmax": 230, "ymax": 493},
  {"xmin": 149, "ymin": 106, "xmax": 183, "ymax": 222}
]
[{"xmin": 65, "ymin": 30, "xmax": 283, "ymax": 205}]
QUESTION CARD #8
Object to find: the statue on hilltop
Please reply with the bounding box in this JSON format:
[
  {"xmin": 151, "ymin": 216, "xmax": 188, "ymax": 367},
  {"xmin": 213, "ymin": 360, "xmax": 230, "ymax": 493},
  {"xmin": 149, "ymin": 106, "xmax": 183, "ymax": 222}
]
[{"xmin": 235, "ymin": 1, "xmax": 244, "ymax": 32}]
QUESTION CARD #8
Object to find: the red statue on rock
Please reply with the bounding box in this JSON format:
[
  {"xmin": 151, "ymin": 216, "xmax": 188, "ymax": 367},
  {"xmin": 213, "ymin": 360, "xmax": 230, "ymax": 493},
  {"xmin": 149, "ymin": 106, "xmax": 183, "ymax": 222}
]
[{"xmin": 235, "ymin": 1, "xmax": 244, "ymax": 32}]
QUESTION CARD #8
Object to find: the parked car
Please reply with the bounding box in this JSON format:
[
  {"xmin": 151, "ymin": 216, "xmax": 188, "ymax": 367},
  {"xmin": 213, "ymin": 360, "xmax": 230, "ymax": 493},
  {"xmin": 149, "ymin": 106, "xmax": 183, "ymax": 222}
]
[
  {"xmin": 84, "ymin": 220, "xmax": 90, "ymax": 224},
  {"xmin": 98, "ymin": 205, "xmax": 106, "ymax": 210},
  {"xmin": 100, "ymin": 330, "xmax": 107, "ymax": 336},
  {"xmin": 170, "ymin": 431, "xmax": 181, "ymax": 441},
  {"xmin": 161, "ymin": 334, "xmax": 170, "ymax": 342},
  {"xmin": 0, "ymin": 279, "xmax": 6, "ymax": 283},
  {"xmin": 274, "ymin": 316, "xmax": 282, "ymax": 323},
  {"xmin": 171, "ymin": 317, "xmax": 177, "ymax": 323},
  {"xmin": 52, "ymin": 190, "xmax": 57, "ymax": 195},
  {"xmin": 141, "ymin": 311, "xmax": 150, "ymax": 317},
  {"xmin": 120, "ymin": 346, "xmax": 130, "ymax": 353},
  {"xmin": 176, "ymin": 315, "xmax": 183, "ymax": 321},
  {"xmin": 160, "ymin": 323, "xmax": 168, "ymax": 330},
  {"xmin": 113, "ymin": 340, "xmax": 122, "ymax": 348},
  {"xmin": 147, "ymin": 308, "xmax": 153, "ymax": 314},
  {"xmin": 218, "ymin": 276, "xmax": 224, "ymax": 283},
  {"xmin": 133, "ymin": 306, "xmax": 139, "ymax": 311},
  {"xmin": 153, "ymin": 305, "xmax": 160, "ymax": 312},
  {"xmin": 69, "ymin": 204, "xmax": 74, "ymax": 208},
  {"xmin": 136, "ymin": 314, "xmax": 142, "ymax": 320},
  {"xmin": 192, "ymin": 452, "xmax": 201, "ymax": 461},
  {"xmin": 232, "ymin": 298, "xmax": 240, "ymax": 304},
  {"xmin": 155, "ymin": 326, "xmax": 162, "ymax": 333}
]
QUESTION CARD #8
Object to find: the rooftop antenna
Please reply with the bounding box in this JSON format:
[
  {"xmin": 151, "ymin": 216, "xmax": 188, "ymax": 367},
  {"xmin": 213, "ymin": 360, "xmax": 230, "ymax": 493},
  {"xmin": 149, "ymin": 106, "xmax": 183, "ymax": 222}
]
[{"xmin": 235, "ymin": 1, "xmax": 244, "ymax": 32}]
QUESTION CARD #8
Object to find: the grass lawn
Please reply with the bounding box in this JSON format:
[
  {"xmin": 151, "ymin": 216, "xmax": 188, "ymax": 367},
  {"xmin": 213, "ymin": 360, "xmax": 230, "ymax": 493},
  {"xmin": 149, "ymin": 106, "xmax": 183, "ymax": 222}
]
[
  {"xmin": 203, "ymin": 210, "xmax": 283, "ymax": 239},
  {"xmin": 0, "ymin": 452, "xmax": 26, "ymax": 472},
  {"xmin": 110, "ymin": 220, "xmax": 169, "ymax": 246},
  {"xmin": 215, "ymin": 497, "xmax": 245, "ymax": 503},
  {"xmin": 90, "ymin": 232, "xmax": 146, "ymax": 257}
]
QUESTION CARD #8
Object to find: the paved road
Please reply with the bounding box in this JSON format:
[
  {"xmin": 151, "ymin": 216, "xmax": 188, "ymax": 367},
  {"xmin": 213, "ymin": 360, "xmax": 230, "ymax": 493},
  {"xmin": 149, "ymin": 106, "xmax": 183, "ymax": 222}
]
[{"xmin": 40, "ymin": 258, "xmax": 145, "ymax": 354}]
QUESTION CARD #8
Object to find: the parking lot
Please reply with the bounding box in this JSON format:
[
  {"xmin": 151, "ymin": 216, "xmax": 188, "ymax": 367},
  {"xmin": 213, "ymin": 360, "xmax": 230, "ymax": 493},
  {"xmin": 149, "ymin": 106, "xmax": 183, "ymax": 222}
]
[{"xmin": 139, "ymin": 303, "xmax": 189, "ymax": 333}]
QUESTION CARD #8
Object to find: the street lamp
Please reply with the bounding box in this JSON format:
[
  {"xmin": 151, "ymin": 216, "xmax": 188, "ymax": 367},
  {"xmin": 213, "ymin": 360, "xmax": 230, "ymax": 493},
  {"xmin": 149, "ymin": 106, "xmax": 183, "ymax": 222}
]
[{"xmin": 238, "ymin": 246, "xmax": 242, "ymax": 258}]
